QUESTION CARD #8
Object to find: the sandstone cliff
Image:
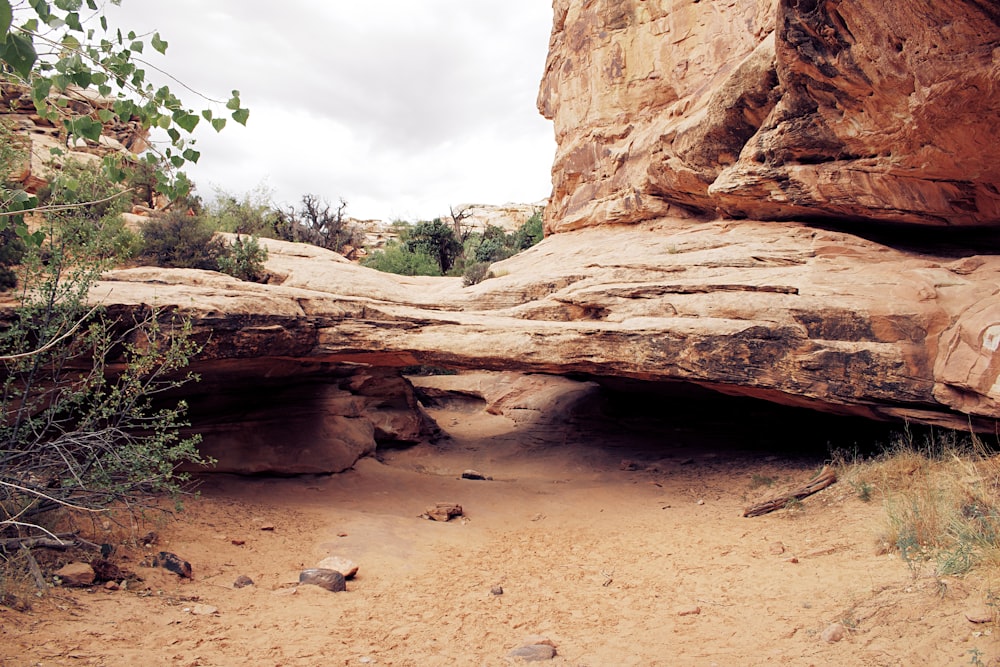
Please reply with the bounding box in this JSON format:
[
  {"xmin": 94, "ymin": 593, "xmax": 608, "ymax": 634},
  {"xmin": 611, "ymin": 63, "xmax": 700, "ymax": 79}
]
[{"xmin": 538, "ymin": 0, "xmax": 1000, "ymax": 231}]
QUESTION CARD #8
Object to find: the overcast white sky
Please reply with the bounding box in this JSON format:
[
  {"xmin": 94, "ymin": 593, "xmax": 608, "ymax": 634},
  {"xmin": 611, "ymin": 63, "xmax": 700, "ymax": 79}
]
[{"xmin": 105, "ymin": 1, "xmax": 556, "ymax": 222}]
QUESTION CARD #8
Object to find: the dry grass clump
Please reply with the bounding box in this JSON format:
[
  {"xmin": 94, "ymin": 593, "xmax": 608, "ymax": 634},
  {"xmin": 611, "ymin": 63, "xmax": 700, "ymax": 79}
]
[{"xmin": 835, "ymin": 426, "xmax": 1000, "ymax": 576}]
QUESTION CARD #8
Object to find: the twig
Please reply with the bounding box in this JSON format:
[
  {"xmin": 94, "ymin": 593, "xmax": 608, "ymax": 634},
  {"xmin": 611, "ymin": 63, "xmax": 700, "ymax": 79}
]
[
  {"xmin": 0, "ymin": 303, "xmax": 102, "ymax": 361},
  {"xmin": 0, "ymin": 481, "xmax": 108, "ymax": 513},
  {"xmin": 20, "ymin": 544, "xmax": 47, "ymax": 591},
  {"xmin": 0, "ymin": 189, "xmax": 134, "ymax": 218},
  {"xmin": 743, "ymin": 465, "xmax": 837, "ymax": 517}
]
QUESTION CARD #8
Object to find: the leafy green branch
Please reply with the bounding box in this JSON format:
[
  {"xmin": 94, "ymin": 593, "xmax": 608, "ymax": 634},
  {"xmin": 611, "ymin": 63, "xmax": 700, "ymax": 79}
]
[{"xmin": 0, "ymin": 0, "xmax": 249, "ymax": 214}]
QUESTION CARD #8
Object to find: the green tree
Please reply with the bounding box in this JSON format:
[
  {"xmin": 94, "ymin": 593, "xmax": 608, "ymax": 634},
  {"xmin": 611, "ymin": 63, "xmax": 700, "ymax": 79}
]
[
  {"xmin": 0, "ymin": 1, "xmax": 240, "ymax": 567},
  {"xmin": 406, "ymin": 218, "xmax": 462, "ymax": 274},
  {"xmin": 0, "ymin": 0, "xmax": 249, "ymax": 250},
  {"xmin": 513, "ymin": 208, "xmax": 544, "ymax": 250}
]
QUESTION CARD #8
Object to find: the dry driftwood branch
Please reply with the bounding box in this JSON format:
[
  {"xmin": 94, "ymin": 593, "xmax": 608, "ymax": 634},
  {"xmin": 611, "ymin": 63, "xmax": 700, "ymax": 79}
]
[
  {"xmin": 19, "ymin": 544, "xmax": 47, "ymax": 591},
  {"xmin": 743, "ymin": 465, "xmax": 837, "ymax": 517},
  {"xmin": 1, "ymin": 534, "xmax": 101, "ymax": 552}
]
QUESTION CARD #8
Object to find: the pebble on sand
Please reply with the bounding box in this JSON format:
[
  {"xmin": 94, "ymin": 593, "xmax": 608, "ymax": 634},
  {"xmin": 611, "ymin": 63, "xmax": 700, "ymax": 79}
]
[
  {"xmin": 821, "ymin": 623, "xmax": 846, "ymax": 643},
  {"xmin": 299, "ymin": 568, "xmax": 347, "ymax": 592},
  {"xmin": 317, "ymin": 556, "xmax": 359, "ymax": 579},
  {"xmin": 507, "ymin": 644, "xmax": 556, "ymax": 662}
]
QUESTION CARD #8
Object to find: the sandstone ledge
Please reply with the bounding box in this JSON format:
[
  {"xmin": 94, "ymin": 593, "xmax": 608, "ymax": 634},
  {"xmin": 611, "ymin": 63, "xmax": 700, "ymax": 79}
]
[{"xmin": 90, "ymin": 223, "xmax": 1000, "ymax": 433}]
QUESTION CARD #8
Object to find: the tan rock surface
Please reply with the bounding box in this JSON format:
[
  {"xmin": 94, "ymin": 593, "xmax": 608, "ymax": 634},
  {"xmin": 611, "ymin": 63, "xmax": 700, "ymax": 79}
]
[
  {"xmin": 90, "ymin": 226, "xmax": 1000, "ymax": 434},
  {"xmin": 539, "ymin": 0, "xmax": 1000, "ymax": 229}
]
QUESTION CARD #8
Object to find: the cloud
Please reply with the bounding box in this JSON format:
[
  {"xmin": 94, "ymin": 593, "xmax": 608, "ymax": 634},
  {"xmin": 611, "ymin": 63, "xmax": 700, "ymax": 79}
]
[{"xmin": 105, "ymin": 0, "xmax": 555, "ymax": 221}]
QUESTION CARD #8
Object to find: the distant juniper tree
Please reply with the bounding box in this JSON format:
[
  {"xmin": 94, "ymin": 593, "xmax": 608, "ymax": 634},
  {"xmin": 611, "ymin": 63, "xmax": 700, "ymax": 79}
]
[{"xmin": 406, "ymin": 218, "xmax": 463, "ymax": 273}]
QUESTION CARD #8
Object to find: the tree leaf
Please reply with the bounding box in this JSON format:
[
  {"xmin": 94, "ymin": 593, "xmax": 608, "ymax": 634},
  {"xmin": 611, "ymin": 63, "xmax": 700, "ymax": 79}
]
[
  {"xmin": 31, "ymin": 75, "xmax": 51, "ymax": 107},
  {"xmin": 0, "ymin": 33, "xmax": 38, "ymax": 80},
  {"xmin": 211, "ymin": 117, "xmax": 226, "ymax": 132},
  {"xmin": 66, "ymin": 115, "xmax": 102, "ymax": 142},
  {"xmin": 151, "ymin": 32, "xmax": 167, "ymax": 54},
  {"xmin": 231, "ymin": 107, "xmax": 249, "ymax": 126},
  {"xmin": 0, "ymin": 0, "xmax": 12, "ymax": 45},
  {"xmin": 182, "ymin": 148, "xmax": 200, "ymax": 164},
  {"xmin": 172, "ymin": 110, "xmax": 199, "ymax": 133}
]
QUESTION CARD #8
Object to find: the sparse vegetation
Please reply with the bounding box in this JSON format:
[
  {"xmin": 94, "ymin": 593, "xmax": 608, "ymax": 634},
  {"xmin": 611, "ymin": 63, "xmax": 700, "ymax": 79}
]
[
  {"xmin": 1, "ymin": 0, "xmax": 239, "ymax": 600},
  {"xmin": 462, "ymin": 261, "xmax": 493, "ymax": 286},
  {"xmin": 217, "ymin": 234, "xmax": 269, "ymax": 283},
  {"xmin": 834, "ymin": 426, "xmax": 1000, "ymax": 576},
  {"xmin": 363, "ymin": 207, "xmax": 545, "ymax": 279}
]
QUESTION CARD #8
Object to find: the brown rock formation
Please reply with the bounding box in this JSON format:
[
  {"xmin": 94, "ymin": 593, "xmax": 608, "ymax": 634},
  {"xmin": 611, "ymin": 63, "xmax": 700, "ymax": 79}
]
[
  {"xmin": 169, "ymin": 359, "xmax": 438, "ymax": 475},
  {"xmin": 5, "ymin": 1, "xmax": 999, "ymax": 474},
  {"xmin": 539, "ymin": 0, "xmax": 1000, "ymax": 230},
  {"xmin": 90, "ymin": 227, "xmax": 1000, "ymax": 436}
]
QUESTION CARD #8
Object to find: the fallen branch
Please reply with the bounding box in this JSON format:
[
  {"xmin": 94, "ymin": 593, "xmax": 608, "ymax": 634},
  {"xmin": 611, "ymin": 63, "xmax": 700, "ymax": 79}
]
[
  {"xmin": 19, "ymin": 544, "xmax": 46, "ymax": 591},
  {"xmin": 0, "ymin": 534, "xmax": 102, "ymax": 552},
  {"xmin": 743, "ymin": 465, "xmax": 837, "ymax": 517}
]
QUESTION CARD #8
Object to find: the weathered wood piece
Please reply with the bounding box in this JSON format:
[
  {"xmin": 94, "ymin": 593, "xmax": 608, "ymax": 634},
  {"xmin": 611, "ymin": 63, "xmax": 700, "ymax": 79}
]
[{"xmin": 743, "ymin": 466, "xmax": 837, "ymax": 517}]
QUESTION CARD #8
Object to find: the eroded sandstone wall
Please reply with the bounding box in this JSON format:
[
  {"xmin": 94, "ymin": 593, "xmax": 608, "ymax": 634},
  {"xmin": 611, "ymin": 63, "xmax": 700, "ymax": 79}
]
[{"xmin": 539, "ymin": 0, "xmax": 1000, "ymax": 231}]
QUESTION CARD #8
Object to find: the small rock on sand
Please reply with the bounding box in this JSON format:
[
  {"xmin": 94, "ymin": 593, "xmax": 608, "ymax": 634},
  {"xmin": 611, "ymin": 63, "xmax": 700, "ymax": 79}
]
[
  {"xmin": 821, "ymin": 623, "xmax": 846, "ymax": 643},
  {"xmin": 190, "ymin": 604, "xmax": 218, "ymax": 616},
  {"xmin": 422, "ymin": 503, "xmax": 464, "ymax": 522},
  {"xmin": 507, "ymin": 639, "xmax": 557, "ymax": 662},
  {"xmin": 233, "ymin": 575, "xmax": 254, "ymax": 589},
  {"xmin": 54, "ymin": 563, "xmax": 95, "ymax": 587},
  {"xmin": 317, "ymin": 556, "xmax": 358, "ymax": 579},
  {"xmin": 152, "ymin": 552, "xmax": 192, "ymax": 578},
  {"xmin": 299, "ymin": 568, "xmax": 347, "ymax": 592}
]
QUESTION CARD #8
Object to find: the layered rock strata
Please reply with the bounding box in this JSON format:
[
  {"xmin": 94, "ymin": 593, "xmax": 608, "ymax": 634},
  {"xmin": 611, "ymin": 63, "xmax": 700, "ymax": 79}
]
[
  {"xmin": 91, "ymin": 228, "xmax": 1000, "ymax": 435},
  {"xmin": 538, "ymin": 0, "xmax": 1000, "ymax": 231}
]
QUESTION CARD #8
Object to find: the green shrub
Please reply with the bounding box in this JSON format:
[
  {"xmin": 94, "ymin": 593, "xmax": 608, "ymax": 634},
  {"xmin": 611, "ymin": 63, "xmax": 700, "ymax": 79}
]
[
  {"xmin": 205, "ymin": 186, "xmax": 279, "ymax": 236},
  {"xmin": 462, "ymin": 261, "xmax": 493, "ymax": 286},
  {"xmin": 217, "ymin": 235, "xmax": 269, "ymax": 282},
  {"xmin": 0, "ymin": 224, "xmax": 25, "ymax": 291},
  {"xmin": 513, "ymin": 208, "xmax": 545, "ymax": 250},
  {"xmin": 361, "ymin": 242, "xmax": 441, "ymax": 276},
  {"xmin": 37, "ymin": 159, "xmax": 140, "ymax": 264},
  {"xmin": 139, "ymin": 211, "xmax": 226, "ymax": 270}
]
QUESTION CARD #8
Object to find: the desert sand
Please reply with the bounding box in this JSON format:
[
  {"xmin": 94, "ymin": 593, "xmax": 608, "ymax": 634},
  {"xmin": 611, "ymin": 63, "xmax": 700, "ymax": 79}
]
[{"xmin": 2, "ymin": 382, "xmax": 997, "ymax": 666}]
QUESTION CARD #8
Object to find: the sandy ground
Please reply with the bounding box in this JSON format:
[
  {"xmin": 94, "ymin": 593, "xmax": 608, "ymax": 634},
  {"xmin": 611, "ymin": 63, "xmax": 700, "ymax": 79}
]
[{"xmin": 2, "ymin": 384, "xmax": 998, "ymax": 667}]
